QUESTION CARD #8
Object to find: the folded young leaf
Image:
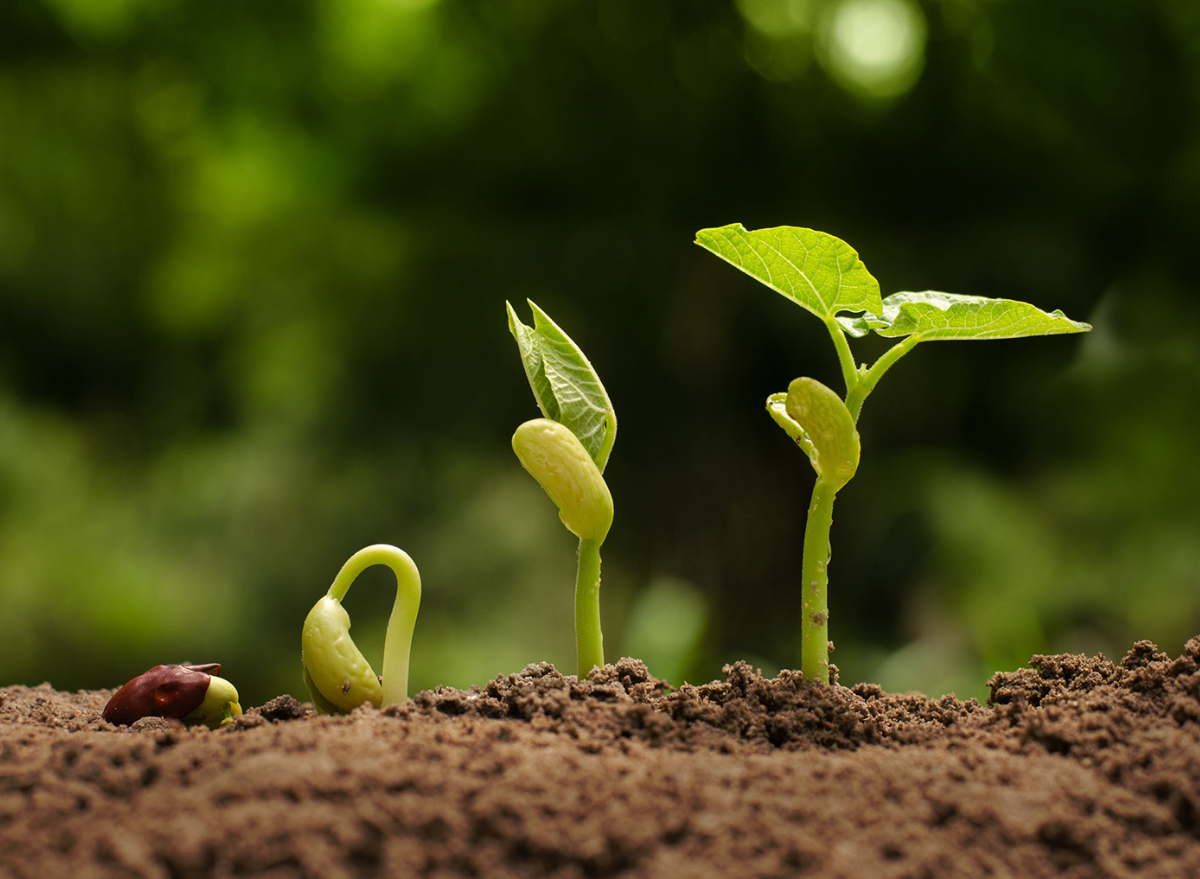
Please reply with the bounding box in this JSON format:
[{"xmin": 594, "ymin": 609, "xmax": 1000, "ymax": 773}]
[
  {"xmin": 507, "ymin": 300, "xmax": 617, "ymax": 471},
  {"xmin": 784, "ymin": 378, "xmax": 861, "ymax": 491},
  {"xmin": 838, "ymin": 291, "xmax": 1092, "ymax": 341},
  {"xmin": 695, "ymin": 224, "xmax": 882, "ymax": 321}
]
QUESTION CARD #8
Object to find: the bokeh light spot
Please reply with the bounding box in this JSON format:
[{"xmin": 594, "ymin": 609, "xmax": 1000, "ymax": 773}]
[{"xmin": 820, "ymin": 0, "xmax": 926, "ymax": 99}]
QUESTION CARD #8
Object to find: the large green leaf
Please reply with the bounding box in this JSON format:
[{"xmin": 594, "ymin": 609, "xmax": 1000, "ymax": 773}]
[
  {"xmin": 695, "ymin": 224, "xmax": 882, "ymax": 320},
  {"xmin": 507, "ymin": 300, "xmax": 617, "ymax": 471},
  {"xmin": 837, "ymin": 291, "xmax": 1092, "ymax": 341}
]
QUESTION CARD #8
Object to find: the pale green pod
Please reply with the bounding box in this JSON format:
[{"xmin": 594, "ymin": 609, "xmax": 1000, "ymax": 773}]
[
  {"xmin": 302, "ymin": 595, "xmax": 383, "ymax": 712},
  {"xmin": 766, "ymin": 392, "xmax": 815, "ymax": 460},
  {"xmin": 512, "ymin": 418, "xmax": 614, "ymax": 542},
  {"xmin": 784, "ymin": 377, "xmax": 861, "ymax": 491},
  {"xmin": 185, "ymin": 675, "xmax": 244, "ymax": 729}
]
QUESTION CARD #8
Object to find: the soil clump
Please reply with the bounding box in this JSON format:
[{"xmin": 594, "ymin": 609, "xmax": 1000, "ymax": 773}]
[{"xmin": 2, "ymin": 639, "xmax": 1199, "ymax": 878}]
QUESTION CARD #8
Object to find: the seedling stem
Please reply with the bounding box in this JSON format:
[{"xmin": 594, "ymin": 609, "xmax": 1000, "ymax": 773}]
[
  {"xmin": 801, "ymin": 479, "xmax": 836, "ymax": 681},
  {"xmin": 576, "ymin": 537, "xmax": 605, "ymax": 675}
]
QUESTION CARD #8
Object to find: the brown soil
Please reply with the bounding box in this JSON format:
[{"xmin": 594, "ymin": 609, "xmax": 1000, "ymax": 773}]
[{"xmin": 3, "ymin": 639, "xmax": 1199, "ymax": 878}]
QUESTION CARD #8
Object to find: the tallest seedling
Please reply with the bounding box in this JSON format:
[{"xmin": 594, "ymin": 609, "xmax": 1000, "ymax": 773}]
[{"xmin": 696, "ymin": 224, "xmax": 1091, "ymax": 684}]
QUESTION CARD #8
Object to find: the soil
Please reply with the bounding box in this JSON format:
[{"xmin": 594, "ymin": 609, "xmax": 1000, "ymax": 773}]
[{"xmin": 3, "ymin": 639, "xmax": 1199, "ymax": 879}]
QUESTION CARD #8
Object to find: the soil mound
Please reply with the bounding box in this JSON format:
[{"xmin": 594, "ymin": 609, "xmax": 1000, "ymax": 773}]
[{"xmin": 2, "ymin": 639, "xmax": 1198, "ymax": 877}]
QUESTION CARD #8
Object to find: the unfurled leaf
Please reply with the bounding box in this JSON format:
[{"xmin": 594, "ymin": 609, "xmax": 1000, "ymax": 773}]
[
  {"xmin": 507, "ymin": 300, "xmax": 617, "ymax": 471},
  {"xmin": 784, "ymin": 377, "xmax": 860, "ymax": 490},
  {"xmin": 695, "ymin": 224, "xmax": 882, "ymax": 320},
  {"xmin": 837, "ymin": 291, "xmax": 1092, "ymax": 341}
]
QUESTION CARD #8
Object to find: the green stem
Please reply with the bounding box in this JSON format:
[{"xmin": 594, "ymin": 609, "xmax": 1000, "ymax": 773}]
[
  {"xmin": 575, "ymin": 537, "xmax": 604, "ymax": 677},
  {"xmin": 328, "ymin": 544, "xmax": 422, "ymax": 706},
  {"xmin": 801, "ymin": 478, "xmax": 837, "ymax": 683},
  {"xmin": 825, "ymin": 319, "xmax": 859, "ymax": 395},
  {"xmin": 845, "ymin": 335, "xmax": 921, "ymax": 422}
]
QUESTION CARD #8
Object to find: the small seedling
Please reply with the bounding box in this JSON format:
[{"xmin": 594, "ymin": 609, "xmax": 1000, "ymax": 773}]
[
  {"xmin": 103, "ymin": 663, "xmax": 243, "ymax": 729},
  {"xmin": 696, "ymin": 223, "xmax": 1092, "ymax": 684},
  {"xmin": 507, "ymin": 300, "xmax": 616, "ymax": 677},
  {"xmin": 301, "ymin": 543, "xmax": 422, "ymax": 713}
]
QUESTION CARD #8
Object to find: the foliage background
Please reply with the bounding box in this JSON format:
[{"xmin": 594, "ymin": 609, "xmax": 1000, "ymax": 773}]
[{"xmin": 2, "ymin": 0, "xmax": 1198, "ymax": 705}]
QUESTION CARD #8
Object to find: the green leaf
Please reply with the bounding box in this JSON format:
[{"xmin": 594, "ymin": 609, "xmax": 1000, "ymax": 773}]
[
  {"xmin": 507, "ymin": 300, "xmax": 617, "ymax": 471},
  {"xmin": 695, "ymin": 223, "xmax": 882, "ymax": 321},
  {"xmin": 784, "ymin": 377, "xmax": 860, "ymax": 490},
  {"xmin": 834, "ymin": 312, "xmax": 890, "ymax": 338},
  {"xmin": 838, "ymin": 291, "xmax": 1092, "ymax": 341}
]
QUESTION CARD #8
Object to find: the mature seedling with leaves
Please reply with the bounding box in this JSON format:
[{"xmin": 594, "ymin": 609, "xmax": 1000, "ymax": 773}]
[
  {"xmin": 508, "ymin": 300, "xmax": 617, "ymax": 678},
  {"xmin": 696, "ymin": 223, "xmax": 1091, "ymax": 684},
  {"xmin": 301, "ymin": 544, "xmax": 422, "ymax": 712}
]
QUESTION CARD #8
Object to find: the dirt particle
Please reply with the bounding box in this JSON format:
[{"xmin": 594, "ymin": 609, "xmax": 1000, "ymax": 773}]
[{"xmin": 254, "ymin": 695, "xmax": 308, "ymax": 723}]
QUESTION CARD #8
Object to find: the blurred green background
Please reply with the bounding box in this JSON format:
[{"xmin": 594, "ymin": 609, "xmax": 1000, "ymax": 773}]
[{"xmin": 2, "ymin": 0, "xmax": 1198, "ymax": 705}]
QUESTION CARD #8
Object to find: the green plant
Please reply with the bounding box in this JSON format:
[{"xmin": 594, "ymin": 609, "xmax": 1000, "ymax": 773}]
[
  {"xmin": 507, "ymin": 300, "xmax": 617, "ymax": 678},
  {"xmin": 301, "ymin": 543, "xmax": 422, "ymax": 712},
  {"xmin": 696, "ymin": 223, "xmax": 1092, "ymax": 684}
]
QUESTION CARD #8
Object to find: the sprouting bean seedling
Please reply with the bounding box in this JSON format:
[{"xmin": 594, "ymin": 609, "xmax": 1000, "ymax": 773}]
[
  {"xmin": 103, "ymin": 663, "xmax": 243, "ymax": 729},
  {"xmin": 696, "ymin": 224, "xmax": 1092, "ymax": 684},
  {"xmin": 301, "ymin": 544, "xmax": 422, "ymax": 713},
  {"xmin": 507, "ymin": 300, "xmax": 616, "ymax": 678}
]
